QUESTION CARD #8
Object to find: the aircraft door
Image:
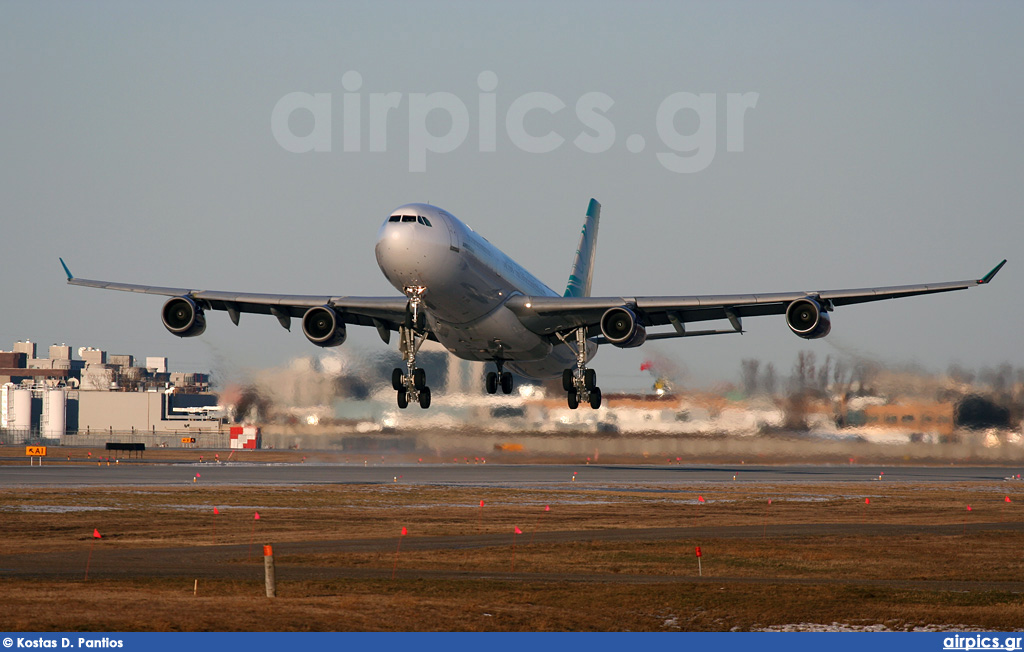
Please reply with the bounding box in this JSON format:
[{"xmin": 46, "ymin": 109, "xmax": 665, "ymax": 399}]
[{"xmin": 439, "ymin": 211, "xmax": 460, "ymax": 252}]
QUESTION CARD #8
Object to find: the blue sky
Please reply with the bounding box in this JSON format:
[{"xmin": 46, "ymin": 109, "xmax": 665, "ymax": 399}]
[{"xmin": 2, "ymin": 1, "xmax": 1021, "ymax": 391}]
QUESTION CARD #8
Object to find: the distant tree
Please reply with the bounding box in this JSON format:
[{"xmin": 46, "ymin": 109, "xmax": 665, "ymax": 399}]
[
  {"xmin": 816, "ymin": 355, "xmax": 832, "ymax": 394},
  {"xmin": 740, "ymin": 359, "xmax": 760, "ymax": 395},
  {"xmin": 979, "ymin": 363, "xmax": 1014, "ymax": 395},
  {"xmin": 947, "ymin": 363, "xmax": 975, "ymax": 386},
  {"xmin": 783, "ymin": 352, "xmax": 818, "ymax": 431},
  {"xmin": 851, "ymin": 360, "xmax": 880, "ymax": 396},
  {"xmin": 789, "ymin": 351, "xmax": 814, "ymax": 395},
  {"xmin": 763, "ymin": 363, "xmax": 777, "ymax": 397}
]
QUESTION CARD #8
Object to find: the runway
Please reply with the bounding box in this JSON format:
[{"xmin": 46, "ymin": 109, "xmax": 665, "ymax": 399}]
[{"xmin": 1, "ymin": 461, "xmax": 1020, "ymax": 487}]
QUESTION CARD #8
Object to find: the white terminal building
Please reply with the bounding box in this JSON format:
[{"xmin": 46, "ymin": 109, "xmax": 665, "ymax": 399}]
[{"xmin": 0, "ymin": 339, "xmax": 222, "ymax": 445}]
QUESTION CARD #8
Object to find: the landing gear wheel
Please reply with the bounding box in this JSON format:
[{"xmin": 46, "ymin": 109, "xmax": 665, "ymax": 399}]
[
  {"xmin": 418, "ymin": 386, "xmax": 431, "ymax": 409},
  {"xmin": 584, "ymin": 368, "xmax": 597, "ymax": 391},
  {"xmin": 486, "ymin": 371, "xmax": 498, "ymax": 394},
  {"xmin": 392, "ymin": 368, "xmax": 404, "ymax": 391},
  {"xmin": 500, "ymin": 372, "xmax": 513, "ymax": 395},
  {"xmin": 397, "ymin": 388, "xmax": 409, "ymax": 409},
  {"xmin": 562, "ymin": 369, "xmax": 574, "ymax": 392},
  {"xmin": 413, "ymin": 368, "xmax": 427, "ymax": 390},
  {"xmin": 567, "ymin": 390, "xmax": 579, "ymax": 410},
  {"xmin": 589, "ymin": 387, "xmax": 602, "ymax": 409}
]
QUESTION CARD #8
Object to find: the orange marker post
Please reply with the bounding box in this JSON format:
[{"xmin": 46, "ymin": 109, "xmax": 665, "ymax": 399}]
[
  {"xmin": 695, "ymin": 545, "xmax": 702, "ymax": 577},
  {"xmin": 529, "ymin": 505, "xmax": 550, "ymax": 545},
  {"xmin": 392, "ymin": 527, "xmax": 407, "ymax": 579},
  {"xmin": 264, "ymin": 545, "xmax": 276, "ymax": 598},
  {"xmin": 85, "ymin": 528, "xmax": 101, "ymax": 580},
  {"xmin": 512, "ymin": 526, "xmax": 522, "ymax": 572},
  {"xmin": 212, "ymin": 506, "xmax": 220, "ymax": 545},
  {"xmin": 248, "ymin": 511, "xmax": 261, "ymax": 561}
]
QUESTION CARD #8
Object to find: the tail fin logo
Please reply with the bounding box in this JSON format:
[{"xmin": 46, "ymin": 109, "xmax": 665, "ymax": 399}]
[{"xmin": 564, "ymin": 199, "xmax": 601, "ymax": 298}]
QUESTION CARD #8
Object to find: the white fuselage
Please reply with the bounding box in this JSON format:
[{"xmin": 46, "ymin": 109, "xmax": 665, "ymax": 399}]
[{"xmin": 374, "ymin": 203, "xmax": 592, "ymax": 378}]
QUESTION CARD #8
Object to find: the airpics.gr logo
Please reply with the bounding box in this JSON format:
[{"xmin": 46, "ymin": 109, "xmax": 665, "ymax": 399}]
[
  {"xmin": 943, "ymin": 636, "xmax": 1024, "ymax": 651},
  {"xmin": 271, "ymin": 71, "xmax": 758, "ymax": 173}
]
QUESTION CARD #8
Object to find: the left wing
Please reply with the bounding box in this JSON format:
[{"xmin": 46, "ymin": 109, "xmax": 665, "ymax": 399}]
[
  {"xmin": 505, "ymin": 260, "xmax": 1006, "ymax": 343},
  {"xmin": 60, "ymin": 258, "xmax": 418, "ymax": 344}
]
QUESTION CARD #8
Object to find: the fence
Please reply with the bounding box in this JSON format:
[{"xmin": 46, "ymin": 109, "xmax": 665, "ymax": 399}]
[{"xmin": 1, "ymin": 428, "xmax": 232, "ymax": 450}]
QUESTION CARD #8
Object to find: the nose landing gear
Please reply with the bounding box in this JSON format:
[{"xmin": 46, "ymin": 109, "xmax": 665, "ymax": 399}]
[{"xmin": 394, "ymin": 287, "xmax": 431, "ymax": 409}]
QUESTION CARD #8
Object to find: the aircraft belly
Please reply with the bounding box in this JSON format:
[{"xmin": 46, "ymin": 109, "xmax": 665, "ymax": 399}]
[
  {"xmin": 505, "ymin": 344, "xmax": 579, "ymax": 379},
  {"xmin": 429, "ymin": 309, "xmax": 600, "ymax": 380},
  {"xmin": 429, "ymin": 305, "xmax": 553, "ymax": 365}
]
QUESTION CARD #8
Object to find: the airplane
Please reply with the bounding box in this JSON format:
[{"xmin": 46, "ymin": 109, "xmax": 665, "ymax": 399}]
[{"xmin": 60, "ymin": 199, "xmax": 1005, "ymax": 411}]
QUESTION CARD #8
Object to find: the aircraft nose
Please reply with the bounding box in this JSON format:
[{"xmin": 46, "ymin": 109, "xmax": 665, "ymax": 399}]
[{"xmin": 375, "ymin": 218, "xmax": 451, "ymax": 288}]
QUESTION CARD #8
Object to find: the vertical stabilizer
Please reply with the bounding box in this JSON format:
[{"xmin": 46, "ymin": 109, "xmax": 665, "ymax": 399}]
[{"xmin": 564, "ymin": 198, "xmax": 601, "ymax": 298}]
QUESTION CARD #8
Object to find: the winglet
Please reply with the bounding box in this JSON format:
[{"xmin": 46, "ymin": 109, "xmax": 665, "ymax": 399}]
[
  {"xmin": 59, "ymin": 257, "xmax": 73, "ymax": 281},
  {"xmin": 980, "ymin": 259, "xmax": 1006, "ymax": 284}
]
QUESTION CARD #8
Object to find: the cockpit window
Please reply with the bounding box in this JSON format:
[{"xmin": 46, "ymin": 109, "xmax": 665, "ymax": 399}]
[{"xmin": 388, "ymin": 213, "xmax": 431, "ymax": 225}]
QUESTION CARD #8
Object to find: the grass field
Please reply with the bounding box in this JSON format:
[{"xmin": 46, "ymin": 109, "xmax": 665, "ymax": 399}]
[{"xmin": 0, "ymin": 448, "xmax": 1021, "ymax": 631}]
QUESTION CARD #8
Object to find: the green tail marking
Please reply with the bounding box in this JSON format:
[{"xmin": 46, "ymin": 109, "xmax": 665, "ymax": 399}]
[{"xmin": 564, "ymin": 199, "xmax": 601, "ymax": 298}]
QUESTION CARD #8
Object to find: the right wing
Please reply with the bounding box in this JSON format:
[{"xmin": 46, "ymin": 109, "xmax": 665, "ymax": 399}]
[
  {"xmin": 60, "ymin": 258, "xmax": 419, "ymax": 343},
  {"xmin": 505, "ymin": 260, "xmax": 1007, "ymax": 342}
]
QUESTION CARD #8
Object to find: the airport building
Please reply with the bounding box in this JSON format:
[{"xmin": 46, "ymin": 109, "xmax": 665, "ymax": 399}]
[{"xmin": 0, "ymin": 340, "xmax": 224, "ymax": 447}]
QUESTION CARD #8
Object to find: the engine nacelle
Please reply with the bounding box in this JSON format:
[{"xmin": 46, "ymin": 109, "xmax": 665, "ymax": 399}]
[
  {"xmin": 161, "ymin": 297, "xmax": 206, "ymax": 338},
  {"xmin": 600, "ymin": 306, "xmax": 647, "ymax": 348},
  {"xmin": 786, "ymin": 298, "xmax": 832, "ymax": 340},
  {"xmin": 302, "ymin": 306, "xmax": 347, "ymax": 347}
]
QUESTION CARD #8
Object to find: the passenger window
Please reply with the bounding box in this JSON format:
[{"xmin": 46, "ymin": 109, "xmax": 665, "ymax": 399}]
[
  {"xmin": 401, "ymin": 215, "xmax": 416, "ymax": 223},
  {"xmin": 418, "ymin": 216, "xmax": 432, "ymax": 227},
  {"xmin": 389, "ymin": 215, "xmax": 401, "ymax": 222}
]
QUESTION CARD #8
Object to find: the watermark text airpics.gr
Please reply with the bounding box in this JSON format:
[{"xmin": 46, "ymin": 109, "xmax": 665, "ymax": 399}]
[
  {"xmin": 271, "ymin": 71, "xmax": 758, "ymax": 173},
  {"xmin": 944, "ymin": 636, "xmax": 1023, "ymax": 651}
]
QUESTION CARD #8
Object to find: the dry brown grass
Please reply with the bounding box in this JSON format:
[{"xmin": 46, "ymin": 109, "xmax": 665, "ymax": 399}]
[
  {"xmin": 0, "ymin": 478, "xmax": 1022, "ymax": 630},
  {"xmin": 1, "ymin": 576, "xmax": 1021, "ymax": 632}
]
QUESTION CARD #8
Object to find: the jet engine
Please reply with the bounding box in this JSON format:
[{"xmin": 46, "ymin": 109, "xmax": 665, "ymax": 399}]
[
  {"xmin": 161, "ymin": 297, "xmax": 206, "ymax": 338},
  {"xmin": 302, "ymin": 306, "xmax": 347, "ymax": 347},
  {"xmin": 600, "ymin": 306, "xmax": 647, "ymax": 348},
  {"xmin": 786, "ymin": 298, "xmax": 832, "ymax": 340}
]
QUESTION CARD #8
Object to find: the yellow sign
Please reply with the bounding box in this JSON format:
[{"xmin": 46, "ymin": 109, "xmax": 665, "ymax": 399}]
[
  {"xmin": 26, "ymin": 446, "xmax": 47, "ymax": 456},
  {"xmin": 181, "ymin": 437, "xmax": 196, "ymax": 444}
]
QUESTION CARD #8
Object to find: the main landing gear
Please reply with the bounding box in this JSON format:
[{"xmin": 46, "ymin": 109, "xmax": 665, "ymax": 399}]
[
  {"xmin": 393, "ymin": 287, "xmax": 431, "ymax": 409},
  {"xmin": 485, "ymin": 359, "xmax": 514, "ymax": 395},
  {"xmin": 561, "ymin": 327, "xmax": 602, "ymax": 410}
]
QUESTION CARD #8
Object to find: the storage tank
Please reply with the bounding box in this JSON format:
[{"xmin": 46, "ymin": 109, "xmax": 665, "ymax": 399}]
[
  {"xmin": 43, "ymin": 390, "xmax": 66, "ymax": 438},
  {"xmin": 1, "ymin": 384, "xmax": 8, "ymax": 428},
  {"xmin": 9, "ymin": 389, "xmax": 32, "ymax": 431}
]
